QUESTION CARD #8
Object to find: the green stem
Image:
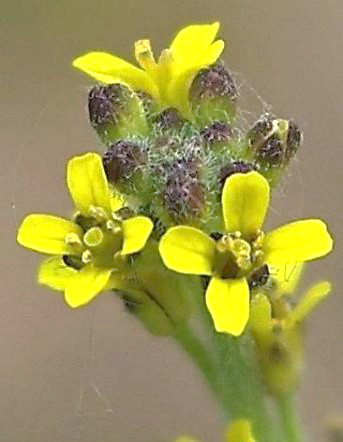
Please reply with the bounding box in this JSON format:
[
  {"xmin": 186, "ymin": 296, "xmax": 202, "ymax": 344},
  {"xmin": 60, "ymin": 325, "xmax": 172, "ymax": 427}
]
[
  {"xmin": 277, "ymin": 394, "xmax": 303, "ymax": 442},
  {"xmin": 178, "ymin": 278, "xmax": 284, "ymax": 442},
  {"xmin": 172, "ymin": 325, "xmax": 225, "ymax": 407}
]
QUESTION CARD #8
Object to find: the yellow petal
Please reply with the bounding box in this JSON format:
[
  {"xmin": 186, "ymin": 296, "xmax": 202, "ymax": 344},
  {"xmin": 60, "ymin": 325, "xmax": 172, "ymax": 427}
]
[
  {"xmin": 67, "ymin": 152, "xmax": 111, "ymax": 216},
  {"xmin": 226, "ymin": 419, "xmax": 256, "ymax": 442},
  {"xmin": 272, "ymin": 263, "xmax": 305, "ymax": 297},
  {"xmin": 222, "ymin": 172, "xmax": 270, "ymax": 238},
  {"xmin": 288, "ymin": 281, "xmax": 332, "ymax": 324},
  {"xmin": 109, "ymin": 186, "xmax": 125, "ymax": 212},
  {"xmin": 159, "ymin": 226, "xmax": 216, "ymax": 275},
  {"xmin": 263, "ymin": 219, "xmax": 333, "ymax": 263},
  {"xmin": 72, "ymin": 51, "xmax": 158, "ymax": 97},
  {"xmin": 205, "ymin": 277, "xmax": 250, "ymax": 336},
  {"xmin": 38, "ymin": 256, "xmax": 77, "ymax": 291},
  {"xmin": 170, "ymin": 22, "xmax": 221, "ymax": 71},
  {"xmin": 200, "ymin": 39, "xmax": 225, "ymax": 66},
  {"xmin": 64, "ymin": 265, "xmax": 111, "ymax": 308},
  {"xmin": 121, "ymin": 216, "xmax": 153, "ymax": 255},
  {"xmin": 17, "ymin": 214, "xmax": 82, "ymax": 254}
]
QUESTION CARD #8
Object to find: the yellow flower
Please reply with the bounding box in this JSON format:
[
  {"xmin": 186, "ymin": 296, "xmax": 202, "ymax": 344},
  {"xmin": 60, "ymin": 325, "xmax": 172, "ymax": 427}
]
[
  {"xmin": 72, "ymin": 23, "xmax": 224, "ymax": 116},
  {"xmin": 174, "ymin": 419, "xmax": 255, "ymax": 442},
  {"xmin": 159, "ymin": 171, "xmax": 333, "ymax": 336},
  {"xmin": 250, "ymin": 278, "xmax": 331, "ymax": 394},
  {"xmin": 17, "ymin": 152, "xmax": 153, "ymax": 308}
]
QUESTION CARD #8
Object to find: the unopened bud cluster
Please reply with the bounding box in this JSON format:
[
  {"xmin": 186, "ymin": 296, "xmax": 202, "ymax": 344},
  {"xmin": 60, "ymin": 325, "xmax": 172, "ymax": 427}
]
[{"xmin": 87, "ymin": 62, "xmax": 302, "ymax": 232}]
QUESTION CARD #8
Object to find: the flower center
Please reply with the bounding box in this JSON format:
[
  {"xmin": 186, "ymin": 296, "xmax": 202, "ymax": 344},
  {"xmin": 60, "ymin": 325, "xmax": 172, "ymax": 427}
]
[
  {"xmin": 214, "ymin": 230, "xmax": 265, "ymax": 279},
  {"xmin": 64, "ymin": 208, "xmax": 124, "ymax": 270}
]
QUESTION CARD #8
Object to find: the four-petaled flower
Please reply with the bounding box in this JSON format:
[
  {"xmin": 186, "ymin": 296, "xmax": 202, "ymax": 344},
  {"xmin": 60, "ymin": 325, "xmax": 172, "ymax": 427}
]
[
  {"xmin": 17, "ymin": 152, "xmax": 153, "ymax": 307},
  {"xmin": 159, "ymin": 171, "xmax": 333, "ymax": 336},
  {"xmin": 73, "ymin": 22, "xmax": 224, "ymax": 117}
]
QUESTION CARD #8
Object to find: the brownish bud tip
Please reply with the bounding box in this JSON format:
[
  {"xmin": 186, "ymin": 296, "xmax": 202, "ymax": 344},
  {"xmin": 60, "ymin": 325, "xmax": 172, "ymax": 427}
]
[
  {"xmin": 201, "ymin": 121, "xmax": 233, "ymax": 144},
  {"xmin": 103, "ymin": 140, "xmax": 146, "ymax": 183},
  {"xmin": 154, "ymin": 107, "xmax": 184, "ymax": 131},
  {"xmin": 88, "ymin": 84, "xmax": 129, "ymax": 127},
  {"xmin": 190, "ymin": 64, "xmax": 238, "ymax": 102},
  {"xmin": 163, "ymin": 157, "xmax": 203, "ymax": 222},
  {"xmin": 286, "ymin": 120, "xmax": 302, "ymax": 160},
  {"xmin": 220, "ymin": 161, "xmax": 256, "ymax": 186},
  {"xmin": 248, "ymin": 264, "xmax": 270, "ymax": 289}
]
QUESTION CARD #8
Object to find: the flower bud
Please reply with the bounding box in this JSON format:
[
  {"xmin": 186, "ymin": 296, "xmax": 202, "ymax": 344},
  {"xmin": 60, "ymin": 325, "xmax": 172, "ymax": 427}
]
[
  {"xmin": 103, "ymin": 140, "xmax": 147, "ymax": 192},
  {"xmin": 201, "ymin": 121, "xmax": 233, "ymax": 151},
  {"xmin": 189, "ymin": 63, "xmax": 238, "ymax": 126},
  {"xmin": 153, "ymin": 107, "xmax": 185, "ymax": 132},
  {"xmin": 246, "ymin": 114, "xmax": 302, "ymax": 185},
  {"xmin": 163, "ymin": 157, "xmax": 203, "ymax": 223},
  {"xmin": 88, "ymin": 84, "xmax": 149, "ymax": 145},
  {"xmin": 120, "ymin": 288, "xmax": 174, "ymax": 336}
]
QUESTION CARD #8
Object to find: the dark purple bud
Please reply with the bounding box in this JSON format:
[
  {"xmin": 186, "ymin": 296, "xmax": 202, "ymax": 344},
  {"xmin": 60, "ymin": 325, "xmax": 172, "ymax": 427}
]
[
  {"xmin": 247, "ymin": 113, "xmax": 275, "ymax": 150},
  {"xmin": 248, "ymin": 264, "xmax": 270, "ymax": 290},
  {"xmin": 286, "ymin": 120, "xmax": 302, "ymax": 160},
  {"xmin": 88, "ymin": 84, "xmax": 128, "ymax": 127},
  {"xmin": 163, "ymin": 157, "xmax": 203, "ymax": 222},
  {"xmin": 103, "ymin": 140, "xmax": 146, "ymax": 183},
  {"xmin": 201, "ymin": 122, "xmax": 233, "ymax": 144},
  {"xmin": 257, "ymin": 134, "xmax": 284, "ymax": 166},
  {"xmin": 189, "ymin": 63, "xmax": 238, "ymax": 125},
  {"xmin": 154, "ymin": 107, "xmax": 184, "ymax": 131},
  {"xmin": 220, "ymin": 161, "xmax": 256, "ymax": 186},
  {"xmin": 190, "ymin": 64, "xmax": 238, "ymax": 102}
]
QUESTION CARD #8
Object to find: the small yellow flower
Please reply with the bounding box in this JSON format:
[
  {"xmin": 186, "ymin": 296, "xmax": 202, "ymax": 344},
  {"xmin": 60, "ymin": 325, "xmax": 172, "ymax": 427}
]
[
  {"xmin": 174, "ymin": 419, "xmax": 255, "ymax": 442},
  {"xmin": 73, "ymin": 23, "xmax": 224, "ymax": 116},
  {"xmin": 250, "ymin": 277, "xmax": 331, "ymax": 394},
  {"xmin": 17, "ymin": 152, "xmax": 153, "ymax": 308},
  {"xmin": 159, "ymin": 171, "xmax": 333, "ymax": 336}
]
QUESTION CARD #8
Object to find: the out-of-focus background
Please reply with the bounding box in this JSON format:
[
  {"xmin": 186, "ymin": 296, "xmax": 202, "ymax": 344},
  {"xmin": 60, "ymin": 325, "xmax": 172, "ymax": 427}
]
[{"xmin": 1, "ymin": 0, "xmax": 342, "ymax": 441}]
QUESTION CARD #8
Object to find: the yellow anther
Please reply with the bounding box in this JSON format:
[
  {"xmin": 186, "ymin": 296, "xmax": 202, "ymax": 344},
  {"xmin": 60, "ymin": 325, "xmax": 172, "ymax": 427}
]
[
  {"xmin": 252, "ymin": 230, "xmax": 265, "ymax": 249},
  {"xmin": 216, "ymin": 236, "xmax": 227, "ymax": 253},
  {"xmin": 81, "ymin": 249, "xmax": 93, "ymax": 264},
  {"xmin": 229, "ymin": 238, "xmax": 252, "ymax": 270},
  {"xmin": 232, "ymin": 231, "xmax": 242, "ymax": 239},
  {"xmin": 135, "ymin": 39, "xmax": 156, "ymax": 72},
  {"xmin": 106, "ymin": 220, "xmax": 122, "ymax": 235},
  {"xmin": 252, "ymin": 249, "xmax": 264, "ymax": 265},
  {"xmin": 65, "ymin": 232, "xmax": 82, "ymax": 246},
  {"xmin": 88, "ymin": 205, "xmax": 108, "ymax": 222}
]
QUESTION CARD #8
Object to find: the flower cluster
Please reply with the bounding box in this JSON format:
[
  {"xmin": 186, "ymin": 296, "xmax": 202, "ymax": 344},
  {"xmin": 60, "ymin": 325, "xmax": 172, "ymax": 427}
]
[{"xmin": 17, "ymin": 22, "xmax": 332, "ymax": 332}]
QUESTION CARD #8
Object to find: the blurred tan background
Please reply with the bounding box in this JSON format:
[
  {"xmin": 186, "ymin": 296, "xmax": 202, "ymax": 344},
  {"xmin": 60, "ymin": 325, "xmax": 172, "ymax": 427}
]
[{"xmin": 1, "ymin": 0, "xmax": 342, "ymax": 440}]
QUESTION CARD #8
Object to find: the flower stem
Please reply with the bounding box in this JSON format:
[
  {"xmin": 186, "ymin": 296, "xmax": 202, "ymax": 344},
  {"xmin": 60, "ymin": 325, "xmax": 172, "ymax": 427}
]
[
  {"xmin": 277, "ymin": 394, "xmax": 303, "ymax": 442},
  {"xmin": 172, "ymin": 325, "xmax": 224, "ymax": 406}
]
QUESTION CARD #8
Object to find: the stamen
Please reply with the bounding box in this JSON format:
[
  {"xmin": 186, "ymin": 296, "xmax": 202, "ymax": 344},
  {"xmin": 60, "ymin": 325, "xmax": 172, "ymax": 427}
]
[
  {"xmin": 81, "ymin": 250, "xmax": 93, "ymax": 264},
  {"xmin": 135, "ymin": 39, "xmax": 157, "ymax": 73},
  {"xmin": 230, "ymin": 238, "xmax": 251, "ymax": 270},
  {"xmin": 65, "ymin": 232, "xmax": 82, "ymax": 247},
  {"xmin": 106, "ymin": 220, "xmax": 122, "ymax": 235},
  {"xmin": 252, "ymin": 230, "xmax": 265, "ymax": 249},
  {"xmin": 88, "ymin": 205, "xmax": 108, "ymax": 222}
]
